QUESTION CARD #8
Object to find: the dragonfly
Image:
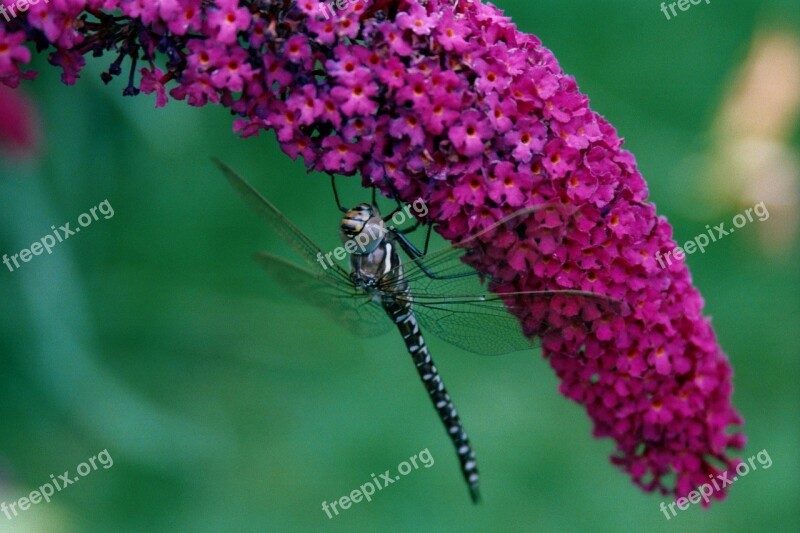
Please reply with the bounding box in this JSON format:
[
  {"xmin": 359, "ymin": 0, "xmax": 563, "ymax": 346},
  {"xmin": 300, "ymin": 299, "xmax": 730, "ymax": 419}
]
[{"xmin": 216, "ymin": 160, "xmax": 616, "ymax": 502}]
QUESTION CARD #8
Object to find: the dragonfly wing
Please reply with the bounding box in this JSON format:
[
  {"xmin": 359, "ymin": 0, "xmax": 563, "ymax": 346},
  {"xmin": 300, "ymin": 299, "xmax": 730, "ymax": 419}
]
[
  {"xmin": 406, "ymin": 288, "xmax": 618, "ymax": 355},
  {"xmin": 410, "ymin": 297, "xmax": 537, "ymax": 355},
  {"xmin": 215, "ymin": 159, "xmax": 352, "ymax": 285},
  {"xmin": 398, "ymin": 205, "xmax": 551, "ymax": 287},
  {"xmin": 255, "ymin": 253, "xmax": 392, "ymax": 338},
  {"xmin": 380, "ymin": 205, "xmax": 620, "ymax": 355}
]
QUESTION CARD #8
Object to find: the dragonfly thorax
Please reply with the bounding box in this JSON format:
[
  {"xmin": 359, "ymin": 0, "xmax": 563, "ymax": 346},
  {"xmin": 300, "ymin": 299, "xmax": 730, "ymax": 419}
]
[
  {"xmin": 349, "ymin": 236, "xmax": 408, "ymax": 299},
  {"xmin": 349, "ymin": 241, "xmax": 388, "ymax": 286},
  {"xmin": 339, "ymin": 203, "xmax": 387, "ymax": 256}
]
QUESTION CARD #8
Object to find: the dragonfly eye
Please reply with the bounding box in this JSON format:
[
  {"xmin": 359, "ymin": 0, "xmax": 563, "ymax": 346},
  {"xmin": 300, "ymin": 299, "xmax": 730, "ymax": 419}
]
[
  {"xmin": 340, "ymin": 206, "xmax": 387, "ymax": 255},
  {"xmin": 340, "ymin": 204, "xmax": 373, "ymax": 235}
]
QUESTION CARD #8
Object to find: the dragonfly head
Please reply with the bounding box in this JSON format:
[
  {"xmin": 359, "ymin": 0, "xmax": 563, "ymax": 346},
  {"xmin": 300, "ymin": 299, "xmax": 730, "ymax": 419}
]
[{"xmin": 340, "ymin": 203, "xmax": 387, "ymax": 255}]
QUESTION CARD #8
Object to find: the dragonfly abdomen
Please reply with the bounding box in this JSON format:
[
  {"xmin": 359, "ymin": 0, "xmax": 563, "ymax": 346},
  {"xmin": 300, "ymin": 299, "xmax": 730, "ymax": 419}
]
[{"xmin": 384, "ymin": 299, "xmax": 481, "ymax": 503}]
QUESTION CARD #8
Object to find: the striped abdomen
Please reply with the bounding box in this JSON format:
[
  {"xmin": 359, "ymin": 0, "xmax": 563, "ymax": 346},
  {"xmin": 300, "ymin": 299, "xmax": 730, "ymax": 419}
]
[{"xmin": 383, "ymin": 298, "xmax": 480, "ymax": 502}]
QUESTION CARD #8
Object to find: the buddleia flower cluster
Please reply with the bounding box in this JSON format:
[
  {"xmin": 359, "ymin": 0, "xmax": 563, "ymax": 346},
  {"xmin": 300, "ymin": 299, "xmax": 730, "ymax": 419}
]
[{"xmin": 0, "ymin": 0, "xmax": 745, "ymax": 504}]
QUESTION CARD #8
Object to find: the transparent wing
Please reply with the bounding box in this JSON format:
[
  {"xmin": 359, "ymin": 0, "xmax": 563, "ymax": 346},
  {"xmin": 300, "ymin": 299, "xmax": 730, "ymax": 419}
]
[
  {"xmin": 411, "ymin": 296, "xmax": 538, "ymax": 355},
  {"xmin": 379, "ymin": 205, "xmax": 622, "ymax": 355},
  {"xmin": 254, "ymin": 253, "xmax": 392, "ymax": 338},
  {"xmin": 403, "ymin": 286, "xmax": 615, "ymax": 356},
  {"xmin": 215, "ymin": 159, "xmax": 352, "ymax": 285},
  {"xmin": 217, "ymin": 160, "xmax": 391, "ymax": 337},
  {"xmin": 399, "ymin": 206, "xmax": 549, "ymax": 287}
]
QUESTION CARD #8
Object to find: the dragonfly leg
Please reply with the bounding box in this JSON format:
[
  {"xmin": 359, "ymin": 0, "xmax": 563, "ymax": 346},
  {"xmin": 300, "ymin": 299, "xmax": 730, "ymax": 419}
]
[
  {"xmin": 386, "ymin": 302, "xmax": 481, "ymax": 503},
  {"xmin": 379, "ymin": 173, "xmax": 427, "ymax": 236},
  {"xmin": 384, "ymin": 202, "xmax": 403, "ymax": 220},
  {"xmin": 390, "ymin": 227, "xmax": 476, "ymax": 281},
  {"xmin": 391, "ymin": 228, "xmax": 425, "ymax": 258},
  {"xmin": 328, "ymin": 173, "xmax": 349, "ymax": 213},
  {"xmin": 397, "ymin": 219, "xmax": 422, "ymax": 235},
  {"xmin": 381, "ymin": 173, "xmax": 409, "ymax": 220}
]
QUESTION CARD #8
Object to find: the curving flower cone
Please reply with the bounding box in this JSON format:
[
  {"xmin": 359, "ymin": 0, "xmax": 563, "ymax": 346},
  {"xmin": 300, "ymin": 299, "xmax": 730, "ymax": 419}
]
[{"xmin": 0, "ymin": 0, "xmax": 745, "ymax": 503}]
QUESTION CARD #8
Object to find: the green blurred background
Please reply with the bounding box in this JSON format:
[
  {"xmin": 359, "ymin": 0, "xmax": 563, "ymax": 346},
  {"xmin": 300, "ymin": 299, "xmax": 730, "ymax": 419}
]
[{"xmin": 1, "ymin": 0, "xmax": 798, "ymax": 531}]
